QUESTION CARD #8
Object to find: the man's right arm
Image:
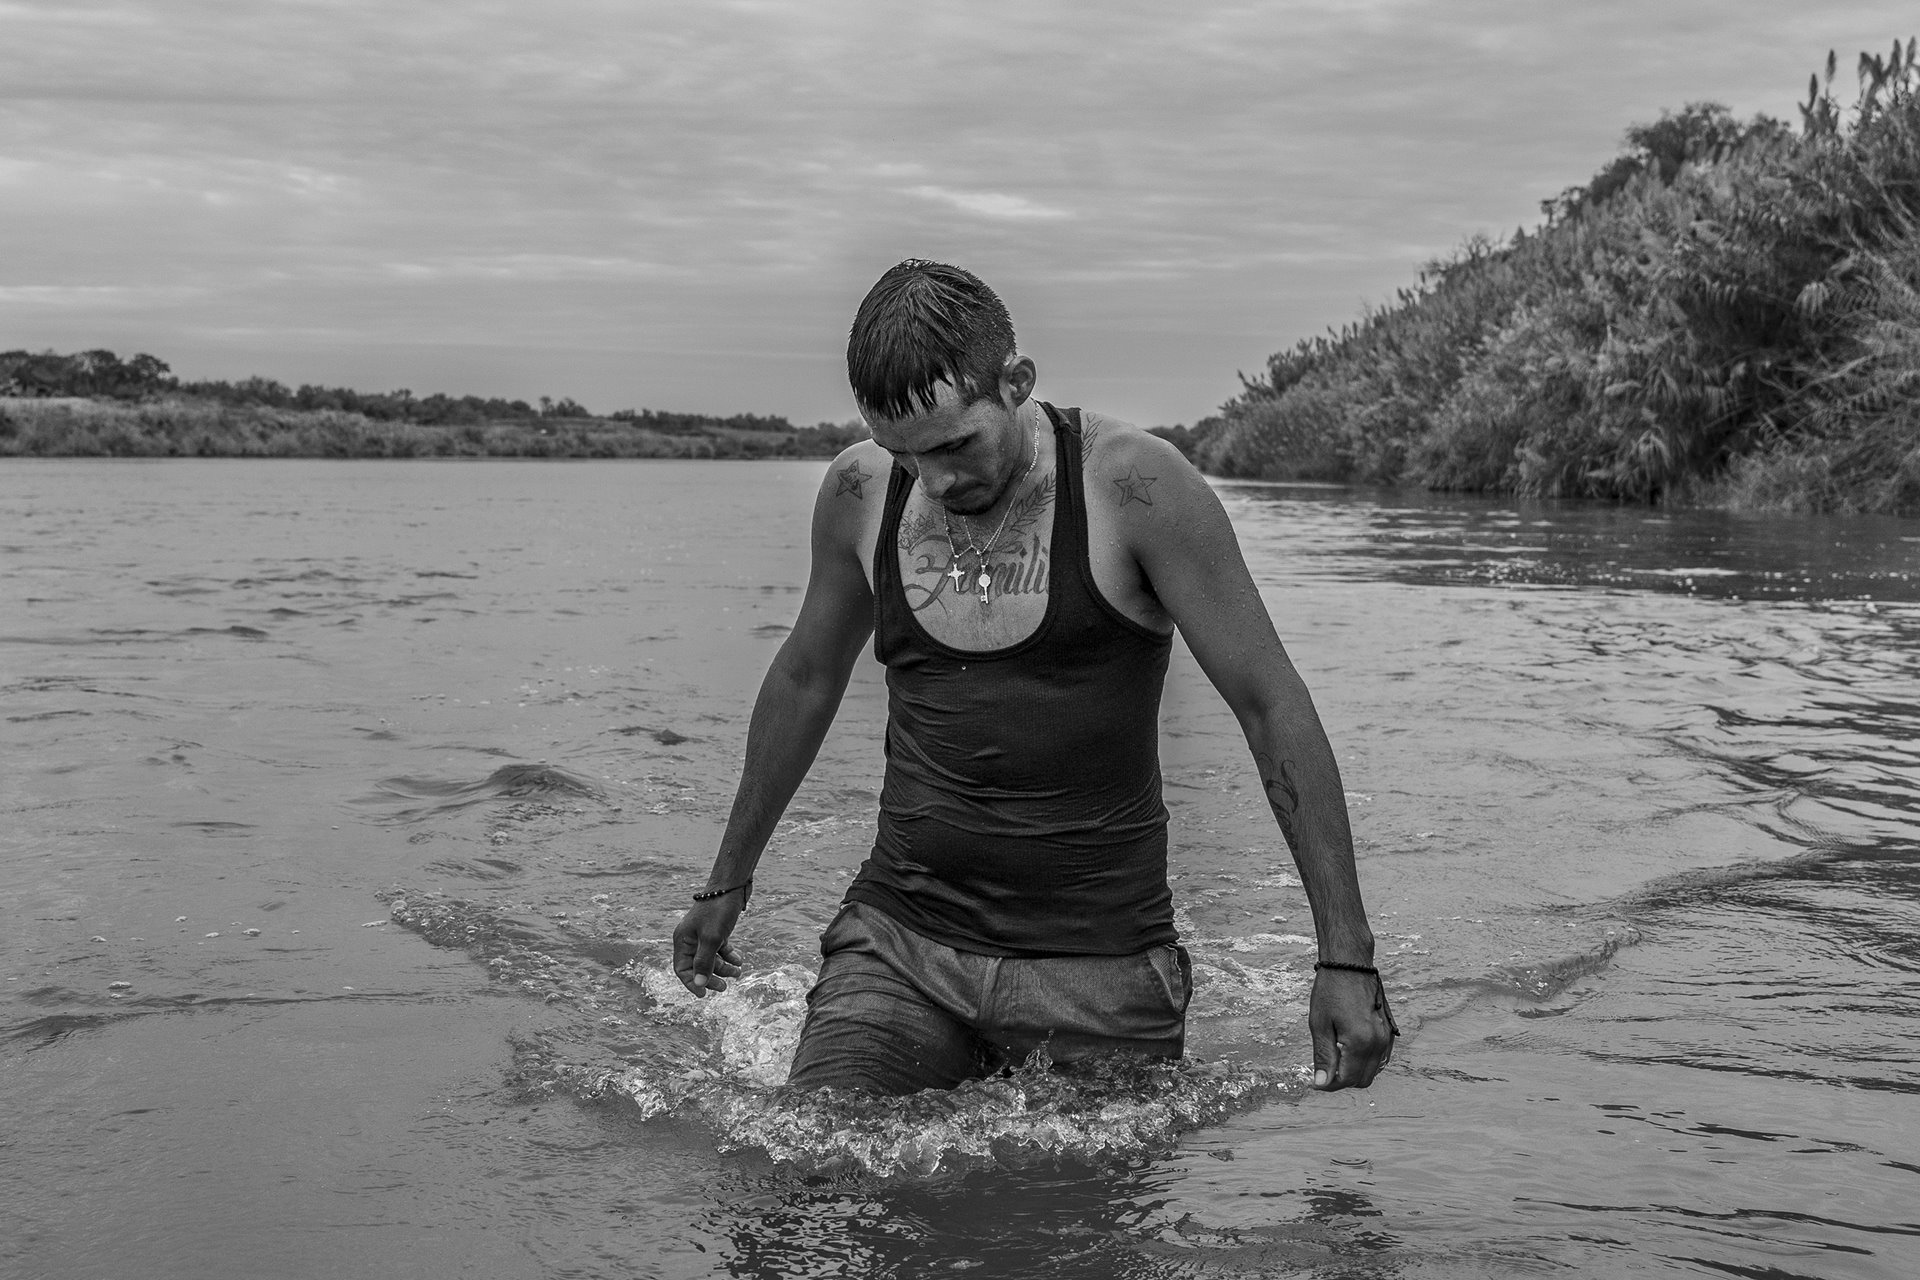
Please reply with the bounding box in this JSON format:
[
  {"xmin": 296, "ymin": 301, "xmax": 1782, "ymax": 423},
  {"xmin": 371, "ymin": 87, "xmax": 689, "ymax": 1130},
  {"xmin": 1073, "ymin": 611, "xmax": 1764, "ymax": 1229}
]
[{"xmin": 671, "ymin": 445, "xmax": 880, "ymax": 996}]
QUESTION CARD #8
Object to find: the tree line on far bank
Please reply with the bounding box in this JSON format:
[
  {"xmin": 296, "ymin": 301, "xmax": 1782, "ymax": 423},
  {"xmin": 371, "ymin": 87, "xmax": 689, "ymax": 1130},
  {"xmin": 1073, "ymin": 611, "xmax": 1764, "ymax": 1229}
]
[
  {"xmin": 0, "ymin": 348, "xmax": 1209, "ymax": 464},
  {"xmin": 0, "ymin": 350, "xmax": 867, "ymax": 459},
  {"xmin": 1194, "ymin": 40, "xmax": 1920, "ymax": 515}
]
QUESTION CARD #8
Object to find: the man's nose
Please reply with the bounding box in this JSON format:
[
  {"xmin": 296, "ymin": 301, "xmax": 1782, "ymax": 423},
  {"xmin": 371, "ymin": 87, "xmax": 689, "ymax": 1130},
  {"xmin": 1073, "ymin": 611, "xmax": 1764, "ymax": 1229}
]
[{"xmin": 919, "ymin": 462, "xmax": 957, "ymax": 499}]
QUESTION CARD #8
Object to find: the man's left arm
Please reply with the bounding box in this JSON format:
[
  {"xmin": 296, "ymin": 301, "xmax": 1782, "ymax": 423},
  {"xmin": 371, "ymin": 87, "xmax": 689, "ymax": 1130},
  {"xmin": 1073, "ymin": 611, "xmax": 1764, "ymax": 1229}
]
[{"xmin": 1115, "ymin": 435, "xmax": 1396, "ymax": 1091}]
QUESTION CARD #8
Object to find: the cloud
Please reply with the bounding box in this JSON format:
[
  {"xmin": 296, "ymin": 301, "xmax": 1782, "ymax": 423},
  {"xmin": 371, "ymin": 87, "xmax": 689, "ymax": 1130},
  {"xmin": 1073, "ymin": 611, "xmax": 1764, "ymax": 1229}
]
[
  {"xmin": 0, "ymin": 284, "xmax": 193, "ymax": 308},
  {"xmin": 376, "ymin": 255, "xmax": 676, "ymax": 282},
  {"xmin": 2, "ymin": 0, "xmax": 1916, "ymax": 423},
  {"xmin": 0, "ymin": 1, "xmax": 150, "ymax": 26},
  {"xmin": 903, "ymin": 187, "xmax": 1072, "ymax": 222}
]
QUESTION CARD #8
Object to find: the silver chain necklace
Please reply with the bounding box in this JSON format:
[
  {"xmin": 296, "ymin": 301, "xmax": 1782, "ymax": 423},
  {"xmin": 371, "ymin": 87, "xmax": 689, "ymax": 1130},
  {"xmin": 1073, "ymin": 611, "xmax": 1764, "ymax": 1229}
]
[{"xmin": 941, "ymin": 417, "xmax": 1040, "ymax": 608}]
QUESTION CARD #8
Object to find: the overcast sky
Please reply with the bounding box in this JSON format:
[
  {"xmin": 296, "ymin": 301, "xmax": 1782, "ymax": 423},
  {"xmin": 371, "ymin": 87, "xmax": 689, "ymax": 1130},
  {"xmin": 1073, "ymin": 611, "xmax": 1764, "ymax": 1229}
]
[{"xmin": 3, "ymin": 1, "xmax": 1914, "ymax": 426}]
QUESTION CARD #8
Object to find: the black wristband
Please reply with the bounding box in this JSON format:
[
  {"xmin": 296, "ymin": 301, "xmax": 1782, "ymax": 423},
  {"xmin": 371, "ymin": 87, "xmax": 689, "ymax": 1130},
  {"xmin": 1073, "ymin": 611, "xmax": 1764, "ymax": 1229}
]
[
  {"xmin": 1313, "ymin": 960, "xmax": 1380, "ymax": 975},
  {"xmin": 691, "ymin": 879, "xmax": 752, "ymax": 902}
]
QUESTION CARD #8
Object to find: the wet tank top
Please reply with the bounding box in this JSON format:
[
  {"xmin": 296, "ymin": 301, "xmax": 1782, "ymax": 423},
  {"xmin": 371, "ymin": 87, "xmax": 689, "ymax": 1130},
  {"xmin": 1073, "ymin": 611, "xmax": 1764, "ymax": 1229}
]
[{"xmin": 843, "ymin": 403, "xmax": 1178, "ymax": 957}]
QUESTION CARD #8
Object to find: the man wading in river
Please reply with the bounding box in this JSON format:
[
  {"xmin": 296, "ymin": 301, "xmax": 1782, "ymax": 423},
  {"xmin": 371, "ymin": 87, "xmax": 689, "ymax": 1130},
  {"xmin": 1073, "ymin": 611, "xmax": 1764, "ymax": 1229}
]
[{"xmin": 673, "ymin": 260, "xmax": 1396, "ymax": 1094}]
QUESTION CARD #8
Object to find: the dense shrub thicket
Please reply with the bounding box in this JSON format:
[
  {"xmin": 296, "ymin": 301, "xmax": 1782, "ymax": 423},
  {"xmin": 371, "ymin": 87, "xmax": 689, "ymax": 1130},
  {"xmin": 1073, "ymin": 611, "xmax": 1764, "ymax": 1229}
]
[{"xmin": 1201, "ymin": 42, "xmax": 1920, "ymax": 514}]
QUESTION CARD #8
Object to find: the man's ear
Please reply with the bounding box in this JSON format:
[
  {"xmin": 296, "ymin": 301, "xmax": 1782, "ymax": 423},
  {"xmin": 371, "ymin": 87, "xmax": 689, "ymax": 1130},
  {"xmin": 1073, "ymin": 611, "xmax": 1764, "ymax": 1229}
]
[{"xmin": 1001, "ymin": 355, "xmax": 1037, "ymax": 408}]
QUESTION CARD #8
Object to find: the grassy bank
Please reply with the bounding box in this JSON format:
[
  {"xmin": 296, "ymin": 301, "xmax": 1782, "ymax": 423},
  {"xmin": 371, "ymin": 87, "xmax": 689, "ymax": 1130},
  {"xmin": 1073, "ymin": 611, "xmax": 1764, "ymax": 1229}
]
[
  {"xmin": 1200, "ymin": 42, "xmax": 1920, "ymax": 515},
  {"xmin": 0, "ymin": 396, "xmax": 861, "ymax": 460}
]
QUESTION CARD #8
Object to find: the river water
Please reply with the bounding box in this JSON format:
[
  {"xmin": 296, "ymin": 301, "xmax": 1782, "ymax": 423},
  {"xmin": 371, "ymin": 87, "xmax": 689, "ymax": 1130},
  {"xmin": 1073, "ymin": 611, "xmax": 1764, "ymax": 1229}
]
[{"xmin": 3, "ymin": 458, "xmax": 1917, "ymax": 1279}]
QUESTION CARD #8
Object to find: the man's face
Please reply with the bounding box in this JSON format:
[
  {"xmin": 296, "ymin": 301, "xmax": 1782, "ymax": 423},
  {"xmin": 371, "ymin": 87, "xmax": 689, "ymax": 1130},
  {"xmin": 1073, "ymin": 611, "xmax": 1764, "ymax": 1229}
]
[{"xmin": 865, "ymin": 379, "xmax": 1025, "ymax": 516}]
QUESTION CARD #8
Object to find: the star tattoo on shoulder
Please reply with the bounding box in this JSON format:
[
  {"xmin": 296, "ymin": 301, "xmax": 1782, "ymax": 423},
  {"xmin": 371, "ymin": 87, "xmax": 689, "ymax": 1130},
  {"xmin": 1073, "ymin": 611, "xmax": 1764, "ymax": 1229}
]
[
  {"xmin": 1113, "ymin": 466, "xmax": 1157, "ymax": 507},
  {"xmin": 835, "ymin": 460, "xmax": 873, "ymax": 499}
]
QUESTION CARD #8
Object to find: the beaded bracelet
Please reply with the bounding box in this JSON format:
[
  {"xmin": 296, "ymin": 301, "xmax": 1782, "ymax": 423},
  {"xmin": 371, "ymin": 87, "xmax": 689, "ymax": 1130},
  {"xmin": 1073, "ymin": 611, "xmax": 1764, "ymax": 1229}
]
[{"xmin": 690, "ymin": 879, "xmax": 752, "ymax": 902}]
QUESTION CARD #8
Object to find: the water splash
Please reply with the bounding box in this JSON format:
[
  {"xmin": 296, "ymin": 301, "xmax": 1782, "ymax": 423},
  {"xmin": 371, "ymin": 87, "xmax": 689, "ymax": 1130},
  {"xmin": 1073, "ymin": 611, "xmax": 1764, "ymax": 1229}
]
[
  {"xmin": 569, "ymin": 1010, "xmax": 1299, "ymax": 1179},
  {"xmin": 586, "ymin": 961, "xmax": 1298, "ymax": 1176},
  {"xmin": 618, "ymin": 962, "xmax": 813, "ymax": 1088},
  {"xmin": 381, "ymin": 889, "xmax": 1300, "ymax": 1177}
]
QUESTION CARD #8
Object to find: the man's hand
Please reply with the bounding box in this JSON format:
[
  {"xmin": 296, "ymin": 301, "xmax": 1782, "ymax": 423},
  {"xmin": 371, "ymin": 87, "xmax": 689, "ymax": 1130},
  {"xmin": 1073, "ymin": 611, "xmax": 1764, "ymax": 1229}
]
[
  {"xmin": 1309, "ymin": 967, "xmax": 1398, "ymax": 1090},
  {"xmin": 672, "ymin": 893, "xmax": 748, "ymax": 997}
]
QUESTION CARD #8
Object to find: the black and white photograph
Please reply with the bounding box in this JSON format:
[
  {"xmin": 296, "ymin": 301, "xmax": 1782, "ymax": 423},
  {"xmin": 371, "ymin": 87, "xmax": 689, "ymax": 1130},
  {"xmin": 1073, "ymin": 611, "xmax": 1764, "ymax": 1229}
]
[{"xmin": 4, "ymin": 2, "xmax": 1917, "ymax": 1276}]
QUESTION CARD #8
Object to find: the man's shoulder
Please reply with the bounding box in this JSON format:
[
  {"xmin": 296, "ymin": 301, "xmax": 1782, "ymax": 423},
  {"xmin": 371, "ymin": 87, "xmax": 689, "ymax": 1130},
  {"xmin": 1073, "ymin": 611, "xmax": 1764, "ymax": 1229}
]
[
  {"xmin": 1072, "ymin": 409, "xmax": 1200, "ymax": 517},
  {"xmin": 821, "ymin": 439, "xmax": 891, "ymax": 506},
  {"xmin": 808, "ymin": 439, "xmax": 891, "ymax": 564},
  {"xmin": 1072, "ymin": 408, "xmax": 1182, "ymax": 464},
  {"xmin": 1070, "ymin": 406, "xmax": 1134, "ymax": 454}
]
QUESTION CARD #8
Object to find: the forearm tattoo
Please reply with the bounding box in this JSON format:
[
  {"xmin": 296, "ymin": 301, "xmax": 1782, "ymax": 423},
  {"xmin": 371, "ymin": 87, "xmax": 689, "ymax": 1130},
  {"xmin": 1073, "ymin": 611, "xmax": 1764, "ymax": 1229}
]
[{"xmin": 1257, "ymin": 751, "xmax": 1301, "ymax": 854}]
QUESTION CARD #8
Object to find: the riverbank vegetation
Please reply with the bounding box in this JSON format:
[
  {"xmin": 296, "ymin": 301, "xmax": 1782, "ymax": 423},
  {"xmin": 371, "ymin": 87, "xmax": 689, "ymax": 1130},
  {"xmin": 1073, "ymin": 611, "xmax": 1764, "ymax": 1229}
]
[
  {"xmin": 1197, "ymin": 42, "xmax": 1920, "ymax": 514},
  {"xmin": 0, "ymin": 353, "xmax": 864, "ymax": 459}
]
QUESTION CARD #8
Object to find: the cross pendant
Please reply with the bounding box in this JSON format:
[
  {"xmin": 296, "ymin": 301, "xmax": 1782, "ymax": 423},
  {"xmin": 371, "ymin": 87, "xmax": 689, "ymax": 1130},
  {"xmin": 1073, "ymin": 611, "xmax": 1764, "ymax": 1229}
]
[{"xmin": 947, "ymin": 561, "xmax": 967, "ymax": 591}]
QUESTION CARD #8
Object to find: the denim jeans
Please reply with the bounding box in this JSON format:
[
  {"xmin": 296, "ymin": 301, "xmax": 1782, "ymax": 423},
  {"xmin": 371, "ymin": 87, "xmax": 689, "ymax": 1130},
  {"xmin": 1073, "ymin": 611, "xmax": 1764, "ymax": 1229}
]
[{"xmin": 786, "ymin": 902, "xmax": 1192, "ymax": 1095}]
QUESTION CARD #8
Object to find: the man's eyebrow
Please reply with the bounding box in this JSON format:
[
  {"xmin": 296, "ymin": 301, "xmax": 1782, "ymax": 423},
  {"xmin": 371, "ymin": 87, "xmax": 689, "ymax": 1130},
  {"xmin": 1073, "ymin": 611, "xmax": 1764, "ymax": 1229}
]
[{"xmin": 879, "ymin": 429, "xmax": 971, "ymax": 453}]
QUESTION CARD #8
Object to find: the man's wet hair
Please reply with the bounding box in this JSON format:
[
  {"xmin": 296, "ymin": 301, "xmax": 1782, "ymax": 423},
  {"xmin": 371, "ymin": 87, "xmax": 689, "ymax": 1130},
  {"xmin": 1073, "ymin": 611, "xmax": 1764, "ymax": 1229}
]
[{"xmin": 847, "ymin": 260, "xmax": 1016, "ymax": 421}]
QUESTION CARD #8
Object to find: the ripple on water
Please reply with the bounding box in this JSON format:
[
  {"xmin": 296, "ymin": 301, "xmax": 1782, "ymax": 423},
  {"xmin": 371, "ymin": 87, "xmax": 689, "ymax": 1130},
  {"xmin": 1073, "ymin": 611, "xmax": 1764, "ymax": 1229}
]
[{"xmin": 358, "ymin": 762, "xmax": 605, "ymax": 822}]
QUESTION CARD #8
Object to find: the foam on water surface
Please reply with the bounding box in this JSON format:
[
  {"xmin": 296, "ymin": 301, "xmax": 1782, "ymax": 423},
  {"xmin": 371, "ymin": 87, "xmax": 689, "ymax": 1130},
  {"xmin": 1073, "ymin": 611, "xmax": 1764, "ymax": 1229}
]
[
  {"xmin": 381, "ymin": 884, "xmax": 1303, "ymax": 1178},
  {"xmin": 594, "ymin": 964, "xmax": 1297, "ymax": 1177},
  {"xmin": 374, "ymin": 857, "xmax": 1651, "ymax": 1183}
]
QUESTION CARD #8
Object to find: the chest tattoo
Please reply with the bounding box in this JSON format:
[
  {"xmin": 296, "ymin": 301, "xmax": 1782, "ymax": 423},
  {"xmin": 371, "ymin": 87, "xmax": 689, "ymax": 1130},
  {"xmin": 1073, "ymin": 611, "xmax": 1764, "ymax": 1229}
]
[{"xmin": 898, "ymin": 478, "xmax": 1056, "ymax": 615}]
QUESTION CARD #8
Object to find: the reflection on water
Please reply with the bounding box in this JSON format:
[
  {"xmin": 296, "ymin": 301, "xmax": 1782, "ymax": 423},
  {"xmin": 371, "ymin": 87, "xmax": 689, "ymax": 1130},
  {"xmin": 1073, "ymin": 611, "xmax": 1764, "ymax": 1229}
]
[
  {"xmin": 1221, "ymin": 481, "xmax": 1920, "ymax": 602},
  {"xmin": 2, "ymin": 461, "xmax": 1917, "ymax": 1277},
  {"xmin": 700, "ymin": 1165, "xmax": 1297, "ymax": 1280}
]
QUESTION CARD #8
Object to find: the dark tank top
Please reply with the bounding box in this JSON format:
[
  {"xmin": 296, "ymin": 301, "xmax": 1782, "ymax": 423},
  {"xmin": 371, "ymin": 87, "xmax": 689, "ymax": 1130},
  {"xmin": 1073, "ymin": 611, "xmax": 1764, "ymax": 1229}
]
[{"xmin": 843, "ymin": 403, "xmax": 1178, "ymax": 957}]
